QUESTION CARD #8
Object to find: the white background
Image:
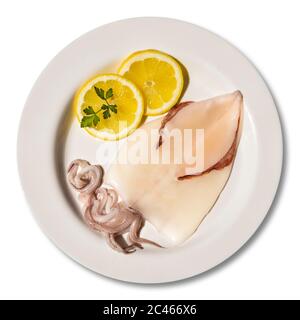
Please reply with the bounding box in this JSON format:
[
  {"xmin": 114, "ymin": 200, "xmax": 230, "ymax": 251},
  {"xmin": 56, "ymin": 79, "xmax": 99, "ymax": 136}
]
[{"xmin": 0, "ymin": 0, "xmax": 298, "ymax": 300}]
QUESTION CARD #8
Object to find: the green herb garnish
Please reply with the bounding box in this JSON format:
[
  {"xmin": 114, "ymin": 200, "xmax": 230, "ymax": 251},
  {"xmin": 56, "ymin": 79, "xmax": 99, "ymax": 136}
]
[{"xmin": 80, "ymin": 87, "xmax": 118, "ymax": 128}]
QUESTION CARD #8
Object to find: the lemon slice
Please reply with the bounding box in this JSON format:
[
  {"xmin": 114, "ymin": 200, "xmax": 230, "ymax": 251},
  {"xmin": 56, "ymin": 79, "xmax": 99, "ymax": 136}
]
[
  {"xmin": 118, "ymin": 49, "xmax": 184, "ymax": 116},
  {"xmin": 73, "ymin": 74, "xmax": 144, "ymax": 140}
]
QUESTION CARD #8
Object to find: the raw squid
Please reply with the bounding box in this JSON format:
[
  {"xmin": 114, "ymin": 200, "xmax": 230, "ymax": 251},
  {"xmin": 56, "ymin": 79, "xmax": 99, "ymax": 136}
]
[{"xmin": 106, "ymin": 91, "xmax": 243, "ymax": 246}]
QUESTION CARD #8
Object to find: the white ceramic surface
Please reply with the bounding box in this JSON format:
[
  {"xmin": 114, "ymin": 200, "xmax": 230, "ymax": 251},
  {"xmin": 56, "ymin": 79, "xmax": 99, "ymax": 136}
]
[{"xmin": 17, "ymin": 17, "xmax": 282, "ymax": 283}]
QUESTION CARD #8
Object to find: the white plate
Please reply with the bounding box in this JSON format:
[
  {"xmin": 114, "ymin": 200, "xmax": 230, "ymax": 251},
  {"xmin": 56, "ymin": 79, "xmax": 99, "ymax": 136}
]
[{"xmin": 17, "ymin": 17, "xmax": 283, "ymax": 283}]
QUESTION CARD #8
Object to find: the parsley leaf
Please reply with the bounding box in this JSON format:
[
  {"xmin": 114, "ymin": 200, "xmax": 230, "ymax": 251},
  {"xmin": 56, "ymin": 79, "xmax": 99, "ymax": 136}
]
[
  {"xmin": 80, "ymin": 88, "xmax": 118, "ymax": 128},
  {"xmin": 93, "ymin": 114, "xmax": 100, "ymax": 126},
  {"xmin": 94, "ymin": 86, "xmax": 105, "ymax": 99},
  {"xmin": 109, "ymin": 104, "xmax": 117, "ymax": 113},
  {"xmin": 83, "ymin": 106, "xmax": 95, "ymax": 115},
  {"xmin": 106, "ymin": 88, "xmax": 113, "ymax": 99},
  {"xmin": 81, "ymin": 115, "xmax": 95, "ymax": 128}
]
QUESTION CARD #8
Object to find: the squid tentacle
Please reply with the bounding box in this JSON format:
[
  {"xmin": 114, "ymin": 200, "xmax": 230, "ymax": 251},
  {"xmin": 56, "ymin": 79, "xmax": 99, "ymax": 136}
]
[
  {"xmin": 128, "ymin": 213, "xmax": 163, "ymax": 248},
  {"xmin": 67, "ymin": 159, "xmax": 161, "ymax": 254}
]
